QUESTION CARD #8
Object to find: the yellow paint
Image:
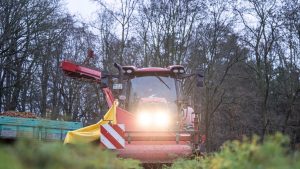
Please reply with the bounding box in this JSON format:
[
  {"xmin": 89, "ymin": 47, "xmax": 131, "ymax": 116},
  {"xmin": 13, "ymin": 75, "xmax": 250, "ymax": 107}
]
[{"xmin": 64, "ymin": 101, "xmax": 117, "ymax": 144}]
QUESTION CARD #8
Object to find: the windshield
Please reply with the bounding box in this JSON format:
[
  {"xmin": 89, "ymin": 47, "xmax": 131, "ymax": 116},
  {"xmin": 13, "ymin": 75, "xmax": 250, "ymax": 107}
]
[{"xmin": 126, "ymin": 76, "xmax": 178, "ymax": 114}]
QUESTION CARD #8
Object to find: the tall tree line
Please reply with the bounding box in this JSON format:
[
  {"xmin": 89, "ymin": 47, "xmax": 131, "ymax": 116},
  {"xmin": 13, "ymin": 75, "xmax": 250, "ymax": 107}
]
[
  {"xmin": 0, "ymin": 0, "xmax": 299, "ymax": 150},
  {"xmin": 0, "ymin": 0, "xmax": 101, "ymax": 124}
]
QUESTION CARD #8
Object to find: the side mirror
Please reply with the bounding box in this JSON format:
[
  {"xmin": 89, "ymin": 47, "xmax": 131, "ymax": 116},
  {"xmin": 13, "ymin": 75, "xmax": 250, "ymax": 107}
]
[
  {"xmin": 100, "ymin": 77, "xmax": 109, "ymax": 88},
  {"xmin": 195, "ymin": 68, "xmax": 204, "ymax": 87},
  {"xmin": 114, "ymin": 62, "xmax": 124, "ymax": 84},
  {"xmin": 188, "ymin": 96, "xmax": 192, "ymax": 106},
  {"xmin": 196, "ymin": 73, "xmax": 204, "ymax": 87},
  {"xmin": 114, "ymin": 63, "xmax": 122, "ymax": 71}
]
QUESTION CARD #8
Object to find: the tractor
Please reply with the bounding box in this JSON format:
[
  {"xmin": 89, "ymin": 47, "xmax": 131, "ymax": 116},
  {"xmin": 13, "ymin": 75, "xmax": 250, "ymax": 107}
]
[{"xmin": 60, "ymin": 60, "xmax": 205, "ymax": 163}]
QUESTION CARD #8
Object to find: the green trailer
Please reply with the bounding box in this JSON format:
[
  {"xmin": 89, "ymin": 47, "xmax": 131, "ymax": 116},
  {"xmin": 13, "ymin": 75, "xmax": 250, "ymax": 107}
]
[{"xmin": 0, "ymin": 116, "xmax": 82, "ymax": 141}]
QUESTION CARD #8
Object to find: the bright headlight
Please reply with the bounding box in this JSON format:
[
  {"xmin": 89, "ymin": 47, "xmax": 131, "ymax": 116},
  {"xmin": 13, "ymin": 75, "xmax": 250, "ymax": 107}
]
[
  {"xmin": 137, "ymin": 111, "xmax": 170, "ymax": 128},
  {"xmin": 154, "ymin": 112, "xmax": 169, "ymax": 127},
  {"xmin": 137, "ymin": 112, "xmax": 152, "ymax": 127}
]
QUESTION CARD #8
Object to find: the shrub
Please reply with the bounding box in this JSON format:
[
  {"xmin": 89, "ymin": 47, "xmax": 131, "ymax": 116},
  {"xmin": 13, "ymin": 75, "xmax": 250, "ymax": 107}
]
[
  {"xmin": 169, "ymin": 133, "xmax": 300, "ymax": 169},
  {"xmin": 0, "ymin": 139, "xmax": 141, "ymax": 169}
]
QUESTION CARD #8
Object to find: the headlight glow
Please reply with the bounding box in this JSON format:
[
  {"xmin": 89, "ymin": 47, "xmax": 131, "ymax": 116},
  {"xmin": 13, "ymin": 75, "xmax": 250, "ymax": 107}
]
[
  {"xmin": 154, "ymin": 112, "xmax": 169, "ymax": 127},
  {"xmin": 137, "ymin": 111, "xmax": 170, "ymax": 128},
  {"xmin": 137, "ymin": 112, "xmax": 152, "ymax": 127}
]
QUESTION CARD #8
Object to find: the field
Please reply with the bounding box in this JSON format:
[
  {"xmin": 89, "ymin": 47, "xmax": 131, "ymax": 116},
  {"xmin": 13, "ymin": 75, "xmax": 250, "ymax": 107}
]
[{"xmin": 0, "ymin": 133, "xmax": 299, "ymax": 169}]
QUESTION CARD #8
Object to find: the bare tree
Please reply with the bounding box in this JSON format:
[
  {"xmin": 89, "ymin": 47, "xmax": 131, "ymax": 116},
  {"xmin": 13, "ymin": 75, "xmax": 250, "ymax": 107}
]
[
  {"xmin": 137, "ymin": 0, "xmax": 202, "ymax": 67},
  {"xmin": 0, "ymin": 0, "xmax": 62, "ymax": 112},
  {"xmin": 94, "ymin": 0, "xmax": 137, "ymax": 65},
  {"xmin": 236, "ymin": 0, "xmax": 282, "ymax": 139},
  {"xmin": 184, "ymin": 0, "xmax": 245, "ymax": 151}
]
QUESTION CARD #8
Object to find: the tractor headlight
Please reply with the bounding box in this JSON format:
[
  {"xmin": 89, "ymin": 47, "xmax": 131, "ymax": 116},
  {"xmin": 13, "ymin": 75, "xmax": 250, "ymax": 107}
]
[
  {"xmin": 137, "ymin": 111, "xmax": 170, "ymax": 128},
  {"xmin": 154, "ymin": 112, "xmax": 169, "ymax": 127},
  {"xmin": 137, "ymin": 112, "xmax": 152, "ymax": 127}
]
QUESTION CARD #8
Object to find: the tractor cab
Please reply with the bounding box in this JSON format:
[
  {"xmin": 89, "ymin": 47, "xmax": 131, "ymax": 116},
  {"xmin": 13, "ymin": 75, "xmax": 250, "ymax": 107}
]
[{"xmin": 113, "ymin": 65, "xmax": 189, "ymax": 131}]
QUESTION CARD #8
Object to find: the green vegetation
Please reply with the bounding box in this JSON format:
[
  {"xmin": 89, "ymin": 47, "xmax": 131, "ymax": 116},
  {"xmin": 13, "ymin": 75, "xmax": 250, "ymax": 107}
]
[
  {"xmin": 168, "ymin": 133, "xmax": 300, "ymax": 169},
  {"xmin": 0, "ymin": 140, "xmax": 141, "ymax": 169},
  {"xmin": 1, "ymin": 133, "xmax": 299, "ymax": 169}
]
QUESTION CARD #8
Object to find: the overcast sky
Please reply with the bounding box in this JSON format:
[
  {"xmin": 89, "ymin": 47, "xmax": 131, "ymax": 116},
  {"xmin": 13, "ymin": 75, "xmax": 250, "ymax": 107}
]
[{"xmin": 64, "ymin": 0, "xmax": 99, "ymax": 21}]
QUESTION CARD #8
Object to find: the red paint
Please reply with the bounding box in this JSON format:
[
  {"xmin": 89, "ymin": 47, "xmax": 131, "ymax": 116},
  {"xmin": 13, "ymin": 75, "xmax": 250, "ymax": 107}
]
[
  {"xmin": 113, "ymin": 124, "xmax": 125, "ymax": 137},
  {"xmin": 116, "ymin": 107, "xmax": 136, "ymax": 131},
  {"xmin": 100, "ymin": 125, "xmax": 124, "ymax": 149},
  {"xmin": 102, "ymin": 88, "xmax": 114, "ymax": 107},
  {"xmin": 124, "ymin": 132, "xmax": 191, "ymax": 141},
  {"xmin": 140, "ymin": 97, "xmax": 167, "ymax": 103},
  {"xmin": 123, "ymin": 65, "xmax": 185, "ymax": 75},
  {"xmin": 117, "ymin": 141, "xmax": 193, "ymax": 163},
  {"xmin": 60, "ymin": 60, "xmax": 101, "ymax": 82},
  {"xmin": 136, "ymin": 67, "xmax": 171, "ymax": 73},
  {"xmin": 115, "ymin": 107, "xmax": 193, "ymax": 163}
]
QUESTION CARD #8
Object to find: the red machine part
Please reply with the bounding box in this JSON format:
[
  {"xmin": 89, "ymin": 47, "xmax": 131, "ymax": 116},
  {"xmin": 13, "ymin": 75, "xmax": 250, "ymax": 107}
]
[
  {"xmin": 100, "ymin": 124, "xmax": 125, "ymax": 149},
  {"xmin": 60, "ymin": 60, "xmax": 198, "ymax": 163},
  {"xmin": 115, "ymin": 107, "xmax": 194, "ymax": 163},
  {"xmin": 117, "ymin": 141, "xmax": 192, "ymax": 163},
  {"xmin": 60, "ymin": 60, "xmax": 101, "ymax": 82}
]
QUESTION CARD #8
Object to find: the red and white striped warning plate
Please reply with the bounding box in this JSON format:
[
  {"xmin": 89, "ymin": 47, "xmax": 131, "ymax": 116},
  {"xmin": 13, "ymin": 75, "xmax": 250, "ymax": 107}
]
[{"xmin": 100, "ymin": 124, "xmax": 125, "ymax": 149}]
